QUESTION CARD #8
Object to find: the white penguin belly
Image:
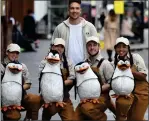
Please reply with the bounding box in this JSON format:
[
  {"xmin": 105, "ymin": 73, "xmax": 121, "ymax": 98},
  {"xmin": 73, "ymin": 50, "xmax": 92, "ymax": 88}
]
[
  {"xmin": 111, "ymin": 77, "xmax": 134, "ymax": 95},
  {"xmin": 78, "ymin": 79, "xmax": 101, "ymax": 100},
  {"xmin": 1, "ymin": 82, "xmax": 22, "ymax": 107},
  {"xmin": 41, "ymin": 73, "xmax": 63, "ymax": 103}
]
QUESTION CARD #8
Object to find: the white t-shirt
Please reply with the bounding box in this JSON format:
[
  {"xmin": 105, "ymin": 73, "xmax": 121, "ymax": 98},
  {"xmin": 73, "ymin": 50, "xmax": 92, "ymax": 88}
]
[{"xmin": 68, "ymin": 23, "xmax": 84, "ymax": 66}]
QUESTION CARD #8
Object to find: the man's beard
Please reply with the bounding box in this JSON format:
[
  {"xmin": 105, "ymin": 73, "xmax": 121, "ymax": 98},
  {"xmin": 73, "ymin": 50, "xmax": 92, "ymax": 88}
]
[
  {"xmin": 69, "ymin": 15, "xmax": 80, "ymax": 20},
  {"xmin": 89, "ymin": 51, "xmax": 99, "ymax": 57}
]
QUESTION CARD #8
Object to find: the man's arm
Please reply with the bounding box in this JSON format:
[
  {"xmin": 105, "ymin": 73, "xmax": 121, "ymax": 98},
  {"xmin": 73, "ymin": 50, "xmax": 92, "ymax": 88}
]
[
  {"xmin": 51, "ymin": 26, "xmax": 59, "ymax": 44},
  {"xmin": 65, "ymin": 59, "xmax": 75, "ymax": 86},
  {"xmin": 89, "ymin": 22, "xmax": 97, "ymax": 36},
  {"xmin": 22, "ymin": 64, "xmax": 32, "ymax": 90},
  {"xmin": 132, "ymin": 53, "xmax": 148, "ymax": 81},
  {"xmin": 102, "ymin": 83, "xmax": 110, "ymax": 92},
  {"xmin": 102, "ymin": 60, "xmax": 114, "ymax": 92},
  {"xmin": 132, "ymin": 71, "xmax": 147, "ymax": 81}
]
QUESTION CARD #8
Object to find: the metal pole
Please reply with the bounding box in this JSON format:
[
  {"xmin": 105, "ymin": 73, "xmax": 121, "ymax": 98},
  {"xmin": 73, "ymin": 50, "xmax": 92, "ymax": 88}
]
[{"xmin": 47, "ymin": 0, "xmax": 51, "ymax": 35}]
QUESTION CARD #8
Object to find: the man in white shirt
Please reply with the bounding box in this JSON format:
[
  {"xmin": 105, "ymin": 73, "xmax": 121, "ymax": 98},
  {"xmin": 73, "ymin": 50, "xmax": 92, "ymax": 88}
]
[{"xmin": 52, "ymin": 0, "xmax": 97, "ymax": 66}]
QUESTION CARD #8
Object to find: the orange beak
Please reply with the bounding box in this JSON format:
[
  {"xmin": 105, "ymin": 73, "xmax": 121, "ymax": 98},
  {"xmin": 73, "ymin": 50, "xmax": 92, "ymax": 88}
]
[
  {"xmin": 118, "ymin": 64, "xmax": 130, "ymax": 70},
  {"xmin": 76, "ymin": 67, "xmax": 89, "ymax": 73},
  {"xmin": 46, "ymin": 57, "xmax": 60, "ymax": 63}
]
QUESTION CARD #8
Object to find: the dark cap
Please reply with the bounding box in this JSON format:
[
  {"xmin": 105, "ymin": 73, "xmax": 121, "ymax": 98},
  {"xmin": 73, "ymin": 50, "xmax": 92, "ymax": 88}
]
[{"xmin": 69, "ymin": 0, "xmax": 81, "ymax": 5}]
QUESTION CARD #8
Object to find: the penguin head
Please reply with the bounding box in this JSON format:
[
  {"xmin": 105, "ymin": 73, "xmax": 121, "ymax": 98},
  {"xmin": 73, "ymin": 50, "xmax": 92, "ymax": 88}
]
[
  {"xmin": 8, "ymin": 61, "xmax": 23, "ymax": 74},
  {"xmin": 46, "ymin": 50, "xmax": 60, "ymax": 64},
  {"xmin": 117, "ymin": 60, "xmax": 130, "ymax": 70},
  {"xmin": 75, "ymin": 62, "xmax": 90, "ymax": 74}
]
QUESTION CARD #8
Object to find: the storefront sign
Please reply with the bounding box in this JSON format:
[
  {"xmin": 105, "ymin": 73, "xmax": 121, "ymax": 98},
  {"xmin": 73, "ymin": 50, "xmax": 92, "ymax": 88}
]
[{"xmin": 114, "ymin": 1, "xmax": 124, "ymax": 14}]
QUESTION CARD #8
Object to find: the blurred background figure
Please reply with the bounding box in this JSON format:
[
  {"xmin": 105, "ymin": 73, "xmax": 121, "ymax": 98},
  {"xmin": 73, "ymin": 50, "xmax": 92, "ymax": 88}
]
[
  {"xmin": 99, "ymin": 11, "xmax": 106, "ymax": 28},
  {"xmin": 121, "ymin": 10, "xmax": 136, "ymax": 41},
  {"xmin": 104, "ymin": 9, "xmax": 119, "ymax": 62},
  {"xmin": 12, "ymin": 21, "xmax": 36, "ymax": 52},
  {"xmin": 132, "ymin": 9, "xmax": 144, "ymax": 43},
  {"xmin": 23, "ymin": 9, "xmax": 39, "ymax": 49}
]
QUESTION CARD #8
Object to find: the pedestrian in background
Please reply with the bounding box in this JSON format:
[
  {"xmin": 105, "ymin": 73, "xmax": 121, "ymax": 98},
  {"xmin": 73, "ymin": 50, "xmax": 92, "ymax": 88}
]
[
  {"xmin": 121, "ymin": 10, "xmax": 136, "ymax": 41},
  {"xmin": 52, "ymin": 0, "xmax": 97, "ymax": 66},
  {"xmin": 23, "ymin": 9, "xmax": 39, "ymax": 49},
  {"xmin": 99, "ymin": 11, "xmax": 106, "ymax": 28},
  {"xmin": 104, "ymin": 9, "xmax": 119, "ymax": 62},
  {"xmin": 132, "ymin": 9, "xmax": 143, "ymax": 43}
]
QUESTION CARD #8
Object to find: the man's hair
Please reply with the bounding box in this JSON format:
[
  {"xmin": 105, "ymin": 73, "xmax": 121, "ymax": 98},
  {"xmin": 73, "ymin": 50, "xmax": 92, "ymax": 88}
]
[{"xmin": 69, "ymin": 0, "xmax": 81, "ymax": 6}]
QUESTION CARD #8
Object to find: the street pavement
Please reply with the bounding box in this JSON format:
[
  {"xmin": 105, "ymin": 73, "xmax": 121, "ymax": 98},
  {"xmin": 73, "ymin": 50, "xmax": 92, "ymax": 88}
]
[
  {"xmin": 17, "ymin": 39, "xmax": 148, "ymax": 120},
  {"xmin": 1, "ymin": 38, "xmax": 148, "ymax": 120}
]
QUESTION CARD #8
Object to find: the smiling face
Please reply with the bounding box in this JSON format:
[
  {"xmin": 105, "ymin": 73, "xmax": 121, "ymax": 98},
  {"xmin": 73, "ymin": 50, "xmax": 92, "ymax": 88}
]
[
  {"xmin": 68, "ymin": 2, "xmax": 81, "ymax": 20},
  {"xmin": 6, "ymin": 51, "xmax": 19, "ymax": 61},
  {"xmin": 115, "ymin": 43, "xmax": 129, "ymax": 57},
  {"xmin": 75, "ymin": 62, "xmax": 89, "ymax": 74},
  {"xmin": 86, "ymin": 41, "xmax": 100, "ymax": 56}
]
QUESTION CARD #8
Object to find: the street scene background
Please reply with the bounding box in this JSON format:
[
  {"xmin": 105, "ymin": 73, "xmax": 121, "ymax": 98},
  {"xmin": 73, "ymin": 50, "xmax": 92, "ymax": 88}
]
[{"xmin": 1, "ymin": 0, "xmax": 149, "ymax": 120}]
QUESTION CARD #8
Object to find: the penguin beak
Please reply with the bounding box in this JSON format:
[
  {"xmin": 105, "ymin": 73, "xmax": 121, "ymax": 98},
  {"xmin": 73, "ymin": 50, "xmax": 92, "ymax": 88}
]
[
  {"xmin": 47, "ymin": 58, "xmax": 60, "ymax": 63},
  {"xmin": 118, "ymin": 64, "xmax": 130, "ymax": 70},
  {"xmin": 76, "ymin": 67, "xmax": 89, "ymax": 74},
  {"xmin": 8, "ymin": 67, "xmax": 21, "ymax": 74}
]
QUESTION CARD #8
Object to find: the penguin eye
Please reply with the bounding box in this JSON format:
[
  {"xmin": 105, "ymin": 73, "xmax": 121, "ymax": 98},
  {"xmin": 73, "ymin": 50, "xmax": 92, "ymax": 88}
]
[
  {"xmin": 81, "ymin": 64, "xmax": 85, "ymax": 68},
  {"xmin": 48, "ymin": 53, "xmax": 53, "ymax": 58},
  {"xmin": 15, "ymin": 64, "xmax": 19, "ymax": 68},
  {"xmin": 17, "ymin": 65, "xmax": 23, "ymax": 70},
  {"xmin": 125, "ymin": 61, "xmax": 130, "ymax": 65},
  {"xmin": 82, "ymin": 62, "xmax": 89, "ymax": 68},
  {"xmin": 118, "ymin": 60, "xmax": 124, "ymax": 65},
  {"xmin": 55, "ymin": 54, "xmax": 60, "ymax": 59},
  {"xmin": 8, "ymin": 63, "xmax": 14, "ymax": 68},
  {"xmin": 75, "ymin": 66, "xmax": 80, "ymax": 71}
]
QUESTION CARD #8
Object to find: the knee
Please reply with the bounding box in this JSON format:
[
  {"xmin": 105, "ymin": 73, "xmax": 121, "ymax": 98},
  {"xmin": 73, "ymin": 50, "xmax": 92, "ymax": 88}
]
[
  {"xmin": 3, "ymin": 110, "xmax": 21, "ymax": 120},
  {"xmin": 24, "ymin": 93, "xmax": 41, "ymax": 103},
  {"xmin": 23, "ymin": 93, "xmax": 41, "ymax": 110},
  {"xmin": 80, "ymin": 103, "xmax": 94, "ymax": 115},
  {"xmin": 116, "ymin": 98, "xmax": 132, "ymax": 108}
]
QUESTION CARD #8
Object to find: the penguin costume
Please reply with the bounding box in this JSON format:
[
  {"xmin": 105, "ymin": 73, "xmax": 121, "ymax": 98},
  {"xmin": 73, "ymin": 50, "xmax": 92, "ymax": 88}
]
[
  {"xmin": 39, "ymin": 50, "xmax": 65, "ymax": 108},
  {"xmin": 111, "ymin": 59, "xmax": 135, "ymax": 98},
  {"xmin": 1, "ymin": 61, "xmax": 25, "ymax": 112},
  {"xmin": 75, "ymin": 61, "xmax": 102, "ymax": 104}
]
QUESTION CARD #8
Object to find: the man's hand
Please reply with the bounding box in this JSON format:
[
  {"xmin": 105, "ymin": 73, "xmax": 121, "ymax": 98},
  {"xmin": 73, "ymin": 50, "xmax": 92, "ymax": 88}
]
[
  {"xmin": 23, "ymin": 83, "xmax": 31, "ymax": 90},
  {"xmin": 102, "ymin": 83, "xmax": 110, "ymax": 92},
  {"xmin": 64, "ymin": 80, "xmax": 73, "ymax": 86}
]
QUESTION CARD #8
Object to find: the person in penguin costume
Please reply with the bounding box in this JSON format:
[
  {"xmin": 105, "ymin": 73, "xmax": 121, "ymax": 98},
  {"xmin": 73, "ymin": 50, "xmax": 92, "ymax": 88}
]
[
  {"xmin": 111, "ymin": 59, "xmax": 135, "ymax": 120},
  {"xmin": 1, "ymin": 61, "xmax": 24, "ymax": 119},
  {"xmin": 1, "ymin": 43, "xmax": 41, "ymax": 121},
  {"xmin": 75, "ymin": 36, "xmax": 116, "ymax": 120},
  {"xmin": 74, "ymin": 61, "xmax": 108, "ymax": 120},
  {"xmin": 111, "ymin": 37, "xmax": 148, "ymax": 121},
  {"xmin": 38, "ymin": 38, "xmax": 75, "ymax": 120},
  {"xmin": 74, "ymin": 61, "xmax": 102, "ymax": 103},
  {"xmin": 40, "ymin": 49, "xmax": 65, "ymax": 108}
]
